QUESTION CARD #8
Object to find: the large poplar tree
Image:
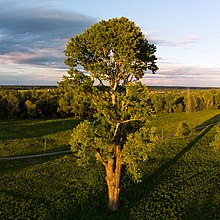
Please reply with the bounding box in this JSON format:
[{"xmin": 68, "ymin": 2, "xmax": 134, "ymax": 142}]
[{"xmin": 64, "ymin": 17, "xmax": 158, "ymax": 211}]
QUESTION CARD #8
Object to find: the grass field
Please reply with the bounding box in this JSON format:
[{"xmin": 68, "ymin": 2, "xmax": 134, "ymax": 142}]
[
  {"xmin": 0, "ymin": 110, "xmax": 220, "ymax": 219},
  {"xmin": 0, "ymin": 118, "xmax": 81, "ymax": 157}
]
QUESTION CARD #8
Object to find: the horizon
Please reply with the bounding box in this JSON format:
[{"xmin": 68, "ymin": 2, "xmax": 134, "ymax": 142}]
[
  {"xmin": 1, "ymin": 0, "xmax": 220, "ymax": 87},
  {"xmin": 1, "ymin": 84, "xmax": 220, "ymax": 90}
]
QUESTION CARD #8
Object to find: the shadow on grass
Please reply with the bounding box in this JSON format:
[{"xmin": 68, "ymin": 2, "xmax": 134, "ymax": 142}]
[
  {"xmin": 0, "ymin": 152, "xmax": 71, "ymax": 174},
  {"xmin": 0, "ymin": 153, "xmax": 109, "ymax": 220},
  {"xmin": 194, "ymin": 114, "xmax": 220, "ymax": 131},
  {"xmin": 0, "ymin": 118, "xmax": 81, "ymax": 140},
  {"xmin": 123, "ymin": 116, "xmax": 218, "ymax": 209},
  {"xmin": 182, "ymin": 187, "xmax": 220, "ymax": 219}
]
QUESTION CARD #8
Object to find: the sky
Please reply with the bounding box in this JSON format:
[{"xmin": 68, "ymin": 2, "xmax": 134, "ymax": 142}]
[{"xmin": 1, "ymin": 0, "xmax": 220, "ymax": 87}]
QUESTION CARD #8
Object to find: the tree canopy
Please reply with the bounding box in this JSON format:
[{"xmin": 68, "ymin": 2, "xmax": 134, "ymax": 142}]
[{"xmin": 65, "ymin": 17, "xmax": 158, "ymax": 87}]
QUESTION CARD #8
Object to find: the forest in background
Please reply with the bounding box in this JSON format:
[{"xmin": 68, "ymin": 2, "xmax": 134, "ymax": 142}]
[{"xmin": 0, "ymin": 87, "xmax": 219, "ymax": 119}]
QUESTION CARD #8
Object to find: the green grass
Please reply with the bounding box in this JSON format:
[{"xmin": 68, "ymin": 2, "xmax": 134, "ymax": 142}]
[
  {"xmin": 0, "ymin": 118, "xmax": 81, "ymax": 140},
  {"xmin": 151, "ymin": 110, "xmax": 220, "ymax": 138},
  {"xmin": 0, "ymin": 110, "xmax": 220, "ymax": 219},
  {"xmin": 0, "ymin": 118, "xmax": 81, "ymax": 157}
]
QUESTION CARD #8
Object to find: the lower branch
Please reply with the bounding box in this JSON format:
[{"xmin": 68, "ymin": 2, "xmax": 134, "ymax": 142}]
[{"xmin": 95, "ymin": 150, "xmax": 107, "ymax": 167}]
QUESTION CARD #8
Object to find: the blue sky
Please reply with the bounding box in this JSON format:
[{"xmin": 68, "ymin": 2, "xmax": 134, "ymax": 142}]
[{"xmin": 1, "ymin": 0, "xmax": 220, "ymax": 87}]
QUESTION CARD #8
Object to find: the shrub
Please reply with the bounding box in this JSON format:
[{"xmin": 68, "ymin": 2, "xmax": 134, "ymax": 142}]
[{"xmin": 175, "ymin": 122, "xmax": 190, "ymax": 137}]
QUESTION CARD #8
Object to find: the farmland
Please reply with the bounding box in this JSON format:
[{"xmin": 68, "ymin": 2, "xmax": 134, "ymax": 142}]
[{"xmin": 0, "ymin": 110, "xmax": 219, "ymax": 219}]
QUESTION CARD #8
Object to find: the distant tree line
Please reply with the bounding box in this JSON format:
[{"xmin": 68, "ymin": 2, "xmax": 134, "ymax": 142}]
[
  {"xmin": 0, "ymin": 87, "xmax": 219, "ymax": 119},
  {"xmin": 150, "ymin": 89, "xmax": 220, "ymax": 114},
  {"xmin": 0, "ymin": 89, "xmax": 59, "ymax": 119}
]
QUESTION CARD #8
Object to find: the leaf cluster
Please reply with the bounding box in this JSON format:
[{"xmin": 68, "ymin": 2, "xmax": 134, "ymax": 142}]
[
  {"xmin": 92, "ymin": 82, "xmax": 153, "ymax": 124},
  {"xmin": 122, "ymin": 126, "xmax": 158, "ymax": 181}
]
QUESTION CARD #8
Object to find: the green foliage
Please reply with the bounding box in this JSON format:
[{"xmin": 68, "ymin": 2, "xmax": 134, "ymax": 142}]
[
  {"xmin": 149, "ymin": 89, "xmax": 220, "ymax": 114},
  {"xmin": 65, "ymin": 17, "xmax": 158, "ymax": 83},
  {"xmin": 58, "ymin": 69, "xmax": 94, "ymax": 118},
  {"xmin": 25, "ymin": 100, "xmax": 37, "ymax": 119},
  {"xmin": 122, "ymin": 126, "xmax": 157, "ymax": 181},
  {"xmin": 92, "ymin": 82, "xmax": 153, "ymax": 125},
  {"xmin": 70, "ymin": 120, "xmax": 101, "ymax": 166},
  {"xmin": 0, "ymin": 87, "xmax": 219, "ymax": 120},
  {"xmin": 0, "ymin": 89, "xmax": 59, "ymax": 119},
  {"xmin": 175, "ymin": 122, "xmax": 191, "ymax": 137},
  {"xmin": 70, "ymin": 83, "xmax": 157, "ymax": 179}
]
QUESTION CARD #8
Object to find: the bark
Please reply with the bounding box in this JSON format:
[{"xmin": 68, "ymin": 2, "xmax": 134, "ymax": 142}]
[
  {"xmin": 106, "ymin": 146, "xmax": 123, "ymax": 211},
  {"xmin": 111, "ymin": 81, "xmax": 118, "ymax": 106},
  {"xmin": 111, "ymin": 93, "xmax": 116, "ymax": 106},
  {"xmin": 106, "ymin": 80, "xmax": 122, "ymax": 211}
]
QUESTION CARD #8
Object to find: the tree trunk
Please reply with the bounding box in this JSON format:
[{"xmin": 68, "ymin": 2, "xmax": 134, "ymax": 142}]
[{"xmin": 106, "ymin": 147, "xmax": 122, "ymax": 211}]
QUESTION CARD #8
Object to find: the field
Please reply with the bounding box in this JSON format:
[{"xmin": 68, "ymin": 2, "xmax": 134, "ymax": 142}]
[
  {"xmin": 0, "ymin": 118, "xmax": 81, "ymax": 157},
  {"xmin": 0, "ymin": 110, "xmax": 220, "ymax": 219}
]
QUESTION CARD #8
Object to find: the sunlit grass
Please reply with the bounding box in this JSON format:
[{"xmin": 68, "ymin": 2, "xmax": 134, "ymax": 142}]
[{"xmin": 0, "ymin": 110, "xmax": 219, "ymax": 219}]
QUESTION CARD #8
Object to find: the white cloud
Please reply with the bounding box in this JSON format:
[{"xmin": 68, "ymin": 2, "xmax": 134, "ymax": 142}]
[
  {"xmin": 145, "ymin": 31, "xmax": 199, "ymax": 47},
  {"xmin": 0, "ymin": 62, "xmax": 65, "ymax": 85},
  {"xmin": 180, "ymin": 35, "xmax": 199, "ymax": 45}
]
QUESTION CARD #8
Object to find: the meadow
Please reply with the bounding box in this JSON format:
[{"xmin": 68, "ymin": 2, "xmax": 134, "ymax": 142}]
[
  {"xmin": 0, "ymin": 118, "xmax": 81, "ymax": 157},
  {"xmin": 0, "ymin": 110, "xmax": 220, "ymax": 219}
]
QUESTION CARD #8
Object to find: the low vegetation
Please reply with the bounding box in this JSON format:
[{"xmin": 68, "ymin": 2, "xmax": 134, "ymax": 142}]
[{"xmin": 0, "ymin": 110, "xmax": 219, "ymax": 219}]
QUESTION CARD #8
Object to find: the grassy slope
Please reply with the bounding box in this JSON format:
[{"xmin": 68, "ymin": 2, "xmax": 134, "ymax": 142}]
[{"xmin": 0, "ymin": 110, "xmax": 219, "ymax": 219}]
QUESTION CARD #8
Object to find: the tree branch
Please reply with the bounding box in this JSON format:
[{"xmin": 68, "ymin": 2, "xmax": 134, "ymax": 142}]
[
  {"xmin": 113, "ymin": 119, "xmax": 142, "ymax": 142},
  {"xmin": 120, "ymin": 118, "xmax": 142, "ymax": 124},
  {"xmin": 95, "ymin": 150, "xmax": 107, "ymax": 167},
  {"xmin": 113, "ymin": 123, "xmax": 121, "ymax": 140}
]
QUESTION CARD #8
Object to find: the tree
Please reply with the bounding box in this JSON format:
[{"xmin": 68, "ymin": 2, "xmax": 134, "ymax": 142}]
[
  {"xmin": 25, "ymin": 100, "xmax": 37, "ymax": 119},
  {"xmin": 64, "ymin": 17, "xmax": 158, "ymax": 211},
  {"xmin": 5, "ymin": 91, "xmax": 21, "ymax": 118}
]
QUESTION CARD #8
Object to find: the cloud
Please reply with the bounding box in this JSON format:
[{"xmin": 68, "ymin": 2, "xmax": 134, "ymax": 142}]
[
  {"xmin": 142, "ymin": 64, "xmax": 220, "ymax": 87},
  {"xmin": 145, "ymin": 32, "xmax": 199, "ymax": 47},
  {"xmin": 0, "ymin": 2, "xmax": 96, "ymax": 69},
  {"xmin": 148, "ymin": 37, "xmax": 178, "ymax": 47},
  {"xmin": 0, "ymin": 62, "xmax": 65, "ymax": 85},
  {"xmin": 180, "ymin": 35, "xmax": 199, "ymax": 45}
]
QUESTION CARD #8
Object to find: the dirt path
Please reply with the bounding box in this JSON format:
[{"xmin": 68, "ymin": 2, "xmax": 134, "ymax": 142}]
[{"xmin": 0, "ymin": 150, "xmax": 72, "ymax": 160}]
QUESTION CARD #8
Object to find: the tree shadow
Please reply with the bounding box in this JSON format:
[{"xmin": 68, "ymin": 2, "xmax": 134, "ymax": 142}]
[
  {"xmin": 194, "ymin": 114, "xmax": 220, "ymax": 131},
  {"xmin": 0, "ymin": 118, "xmax": 81, "ymax": 140},
  {"xmin": 0, "ymin": 152, "xmax": 71, "ymax": 174}
]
